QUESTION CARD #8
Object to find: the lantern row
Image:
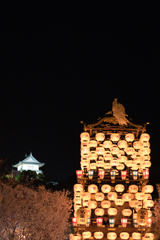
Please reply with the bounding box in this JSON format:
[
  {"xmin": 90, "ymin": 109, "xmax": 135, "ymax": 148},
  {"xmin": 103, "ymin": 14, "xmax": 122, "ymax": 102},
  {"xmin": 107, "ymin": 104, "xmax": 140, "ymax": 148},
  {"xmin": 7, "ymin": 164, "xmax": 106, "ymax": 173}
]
[{"xmin": 70, "ymin": 231, "xmax": 154, "ymax": 240}]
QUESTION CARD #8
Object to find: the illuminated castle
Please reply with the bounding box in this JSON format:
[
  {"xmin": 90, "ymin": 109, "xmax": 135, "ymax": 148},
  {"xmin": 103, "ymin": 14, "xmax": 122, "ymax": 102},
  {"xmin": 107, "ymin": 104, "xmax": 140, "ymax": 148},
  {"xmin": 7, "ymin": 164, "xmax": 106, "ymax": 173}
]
[{"xmin": 70, "ymin": 100, "xmax": 153, "ymax": 240}]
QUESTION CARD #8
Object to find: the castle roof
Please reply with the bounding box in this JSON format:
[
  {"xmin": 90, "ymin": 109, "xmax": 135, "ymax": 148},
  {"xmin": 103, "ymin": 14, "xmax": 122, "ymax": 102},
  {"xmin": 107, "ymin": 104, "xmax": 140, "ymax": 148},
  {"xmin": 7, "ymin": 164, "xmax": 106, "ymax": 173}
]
[{"xmin": 13, "ymin": 152, "xmax": 45, "ymax": 168}]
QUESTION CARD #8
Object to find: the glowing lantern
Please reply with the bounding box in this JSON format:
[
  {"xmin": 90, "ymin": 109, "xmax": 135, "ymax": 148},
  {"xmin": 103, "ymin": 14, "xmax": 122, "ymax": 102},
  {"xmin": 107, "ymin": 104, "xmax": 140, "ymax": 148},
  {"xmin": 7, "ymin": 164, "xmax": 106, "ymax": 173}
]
[
  {"xmin": 122, "ymin": 209, "xmax": 132, "ymax": 216},
  {"xmin": 142, "ymin": 185, "xmax": 154, "ymax": 193},
  {"xmin": 120, "ymin": 232, "xmax": 130, "ymax": 240},
  {"xmin": 132, "ymin": 233, "xmax": 141, "ymax": 240},
  {"xmin": 121, "ymin": 218, "xmax": 127, "ymax": 227},
  {"xmin": 148, "ymin": 210, "xmax": 152, "ymax": 217},
  {"xmin": 118, "ymin": 140, "xmax": 128, "ymax": 149},
  {"xmin": 119, "ymin": 149, "xmax": 125, "ymax": 156},
  {"xmin": 88, "ymin": 170, "xmax": 94, "ymax": 179},
  {"xmin": 140, "ymin": 133, "xmax": 150, "ymax": 142},
  {"xmin": 143, "ymin": 200, "xmax": 154, "ymax": 208},
  {"xmin": 88, "ymin": 200, "xmax": 97, "ymax": 209},
  {"xmin": 110, "ymin": 133, "xmax": 120, "ymax": 142},
  {"xmin": 115, "ymin": 184, "xmax": 125, "ymax": 193},
  {"xmin": 110, "ymin": 170, "xmax": 116, "ymax": 180},
  {"xmin": 117, "ymin": 163, "xmax": 125, "ymax": 170},
  {"xmin": 96, "ymin": 218, "xmax": 103, "ymax": 227},
  {"xmin": 82, "ymin": 231, "xmax": 91, "ymax": 239},
  {"xmin": 118, "ymin": 156, "xmax": 127, "ymax": 163},
  {"xmin": 126, "ymin": 160, "xmax": 135, "ymax": 168},
  {"xmin": 74, "ymin": 184, "xmax": 83, "ymax": 193},
  {"xmin": 122, "ymin": 193, "xmax": 132, "ymax": 202},
  {"xmin": 108, "ymin": 208, "xmax": 117, "ymax": 216},
  {"xmin": 108, "ymin": 192, "xmax": 117, "ymax": 201},
  {"xmin": 121, "ymin": 171, "xmax": 127, "ymax": 180},
  {"xmin": 103, "ymin": 140, "xmax": 112, "ymax": 149},
  {"xmin": 98, "ymin": 169, "xmax": 105, "ymax": 179},
  {"xmin": 104, "ymin": 153, "xmax": 113, "ymax": 160},
  {"xmin": 111, "ymin": 147, "xmax": 119, "ymax": 155},
  {"xmin": 88, "ymin": 184, "xmax": 98, "ymax": 193},
  {"xmin": 132, "ymin": 164, "xmax": 139, "ymax": 170},
  {"xmin": 143, "ymin": 142, "xmax": 150, "ymax": 147},
  {"xmin": 133, "ymin": 141, "xmax": 143, "ymax": 150},
  {"xmin": 137, "ymin": 208, "xmax": 148, "ymax": 226},
  {"xmin": 70, "ymin": 234, "xmax": 81, "ymax": 240},
  {"xmin": 107, "ymin": 232, "xmax": 117, "ymax": 240},
  {"xmin": 145, "ymin": 233, "xmax": 154, "ymax": 240},
  {"xmin": 109, "ymin": 218, "xmax": 115, "ymax": 227},
  {"xmin": 115, "ymin": 199, "xmax": 124, "ymax": 206},
  {"xmin": 95, "ymin": 208, "xmax": 104, "ymax": 216},
  {"xmin": 72, "ymin": 217, "xmax": 77, "ymax": 226},
  {"xmin": 74, "ymin": 197, "xmax": 81, "ymax": 205},
  {"xmin": 134, "ymin": 156, "xmax": 144, "ymax": 164},
  {"xmin": 143, "ymin": 169, "xmax": 149, "ymax": 179},
  {"xmin": 129, "ymin": 200, "xmax": 139, "ymax": 208},
  {"xmin": 81, "ymin": 147, "xmax": 90, "ymax": 156},
  {"xmin": 133, "ymin": 170, "xmax": 138, "ymax": 180},
  {"xmin": 96, "ymin": 161, "xmax": 104, "ymax": 168},
  {"xmin": 76, "ymin": 170, "xmax": 83, "ymax": 178},
  {"xmin": 104, "ymin": 163, "xmax": 111, "ymax": 169},
  {"xmin": 90, "ymin": 163, "xmax": 97, "ymax": 170},
  {"xmin": 80, "ymin": 132, "xmax": 90, "ymax": 142},
  {"xmin": 95, "ymin": 192, "xmax": 104, "ymax": 201},
  {"xmin": 96, "ymin": 147, "xmax": 105, "ymax": 155},
  {"xmin": 144, "ymin": 155, "xmax": 151, "ymax": 161},
  {"xmin": 81, "ymin": 161, "xmax": 89, "ymax": 171},
  {"xmin": 94, "ymin": 232, "xmax": 104, "ymax": 239},
  {"xmin": 125, "ymin": 133, "xmax": 134, "ymax": 142},
  {"xmin": 125, "ymin": 147, "xmax": 135, "ymax": 155},
  {"xmin": 81, "ymin": 192, "xmax": 91, "ymax": 201},
  {"xmin": 101, "ymin": 184, "xmax": 111, "ymax": 193},
  {"xmin": 129, "ymin": 185, "xmax": 138, "ymax": 193},
  {"xmin": 141, "ymin": 148, "xmax": 151, "ymax": 156},
  {"xmin": 101, "ymin": 200, "xmax": 111, "ymax": 208},
  {"xmin": 96, "ymin": 133, "xmax": 105, "ymax": 142},
  {"xmin": 135, "ymin": 192, "xmax": 145, "ymax": 201},
  {"xmin": 77, "ymin": 207, "xmax": 88, "ymax": 225},
  {"xmin": 142, "ymin": 161, "xmax": 151, "ymax": 168},
  {"xmin": 147, "ymin": 218, "xmax": 152, "ymax": 227},
  {"xmin": 89, "ymin": 140, "xmax": 97, "ymax": 148},
  {"xmin": 90, "ymin": 153, "xmax": 97, "ymax": 161}
]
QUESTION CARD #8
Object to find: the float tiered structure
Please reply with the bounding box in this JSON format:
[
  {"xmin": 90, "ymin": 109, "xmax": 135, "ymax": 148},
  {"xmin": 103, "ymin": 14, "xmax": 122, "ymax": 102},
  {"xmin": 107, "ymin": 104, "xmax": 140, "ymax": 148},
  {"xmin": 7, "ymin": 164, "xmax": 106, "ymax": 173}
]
[{"xmin": 71, "ymin": 111, "xmax": 154, "ymax": 240}]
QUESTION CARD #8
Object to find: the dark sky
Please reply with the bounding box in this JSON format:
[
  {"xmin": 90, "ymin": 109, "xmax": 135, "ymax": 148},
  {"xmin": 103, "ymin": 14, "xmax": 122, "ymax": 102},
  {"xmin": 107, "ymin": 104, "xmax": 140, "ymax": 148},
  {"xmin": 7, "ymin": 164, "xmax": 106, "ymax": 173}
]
[{"xmin": 1, "ymin": 2, "xmax": 160, "ymax": 193}]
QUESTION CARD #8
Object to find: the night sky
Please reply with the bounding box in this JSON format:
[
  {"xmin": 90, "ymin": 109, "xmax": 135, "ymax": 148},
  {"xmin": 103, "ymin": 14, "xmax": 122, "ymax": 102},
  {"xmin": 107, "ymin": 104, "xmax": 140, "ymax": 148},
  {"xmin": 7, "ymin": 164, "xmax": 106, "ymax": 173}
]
[{"xmin": 1, "ymin": 2, "xmax": 160, "ymax": 196}]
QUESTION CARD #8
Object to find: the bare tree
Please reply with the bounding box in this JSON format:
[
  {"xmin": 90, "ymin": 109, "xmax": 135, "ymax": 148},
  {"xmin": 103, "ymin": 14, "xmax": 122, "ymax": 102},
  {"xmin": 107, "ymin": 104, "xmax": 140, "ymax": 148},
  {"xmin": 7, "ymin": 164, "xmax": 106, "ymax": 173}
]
[{"xmin": 0, "ymin": 180, "xmax": 72, "ymax": 240}]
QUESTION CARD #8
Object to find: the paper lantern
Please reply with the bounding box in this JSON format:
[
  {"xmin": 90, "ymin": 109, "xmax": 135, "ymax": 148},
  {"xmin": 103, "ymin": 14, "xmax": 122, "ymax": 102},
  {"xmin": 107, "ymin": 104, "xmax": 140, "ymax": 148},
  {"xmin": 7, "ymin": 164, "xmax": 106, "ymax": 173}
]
[
  {"xmin": 125, "ymin": 133, "xmax": 134, "ymax": 142},
  {"xmin": 72, "ymin": 217, "xmax": 77, "ymax": 226},
  {"xmin": 118, "ymin": 140, "xmax": 128, "ymax": 149},
  {"xmin": 110, "ymin": 159, "xmax": 118, "ymax": 167},
  {"xmin": 143, "ymin": 169, "xmax": 149, "ymax": 179},
  {"xmin": 74, "ymin": 197, "xmax": 81, "ymax": 205},
  {"xmin": 115, "ymin": 199, "xmax": 124, "ymax": 206},
  {"xmin": 101, "ymin": 200, "xmax": 111, "ymax": 208},
  {"xmin": 144, "ymin": 233, "xmax": 154, "ymax": 240},
  {"xmin": 95, "ymin": 192, "xmax": 104, "ymax": 201},
  {"xmin": 120, "ymin": 232, "xmax": 130, "ymax": 240},
  {"xmin": 134, "ymin": 156, "xmax": 144, "ymax": 164},
  {"xmin": 107, "ymin": 232, "xmax": 117, "ymax": 240},
  {"xmin": 90, "ymin": 153, "xmax": 97, "ymax": 161},
  {"xmin": 101, "ymin": 184, "xmax": 111, "ymax": 193},
  {"xmin": 95, "ymin": 208, "xmax": 104, "ymax": 216},
  {"xmin": 96, "ymin": 147, "xmax": 105, "ymax": 155},
  {"xmin": 137, "ymin": 208, "xmax": 148, "ymax": 226},
  {"xmin": 76, "ymin": 170, "xmax": 83, "ymax": 178},
  {"xmin": 103, "ymin": 140, "xmax": 112, "ymax": 149},
  {"xmin": 104, "ymin": 163, "xmax": 111, "ymax": 169},
  {"xmin": 133, "ymin": 141, "xmax": 143, "ymax": 150},
  {"xmin": 81, "ymin": 132, "xmax": 90, "ymax": 142},
  {"xmin": 81, "ymin": 192, "xmax": 91, "ymax": 201},
  {"xmin": 94, "ymin": 232, "xmax": 104, "ymax": 239},
  {"xmin": 125, "ymin": 147, "xmax": 135, "ymax": 155},
  {"xmin": 140, "ymin": 133, "xmax": 150, "ymax": 142},
  {"xmin": 110, "ymin": 170, "xmax": 116, "ymax": 180},
  {"xmin": 119, "ymin": 149, "xmax": 125, "ymax": 156},
  {"xmin": 141, "ymin": 148, "xmax": 151, "ymax": 156},
  {"xmin": 109, "ymin": 218, "xmax": 115, "ymax": 227},
  {"xmin": 81, "ymin": 147, "xmax": 90, "ymax": 156},
  {"xmin": 142, "ymin": 185, "xmax": 154, "ymax": 193},
  {"xmin": 121, "ymin": 218, "xmax": 127, "ymax": 227},
  {"xmin": 89, "ymin": 140, "xmax": 97, "ymax": 148},
  {"xmin": 110, "ymin": 133, "xmax": 120, "ymax": 142},
  {"xmin": 88, "ymin": 170, "xmax": 94, "ymax": 179},
  {"xmin": 104, "ymin": 153, "xmax": 113, "ymax": 160},
  {"xmin": 96, "ymin": 218, "xmax": 103, "ymax": 227},
  {"xmin": 133, "ymin": 170, "xmax": 138, "ymax": 180},
  {"xmin": 77, "ymin": 207, "xmax": 88, "ymax": 225},
  {"xmin": 108, "ymin": 208, "xmax": 117, "ymax": 216},
  {"xmin": 143, "ymin": 200, "xmax": 154, "ymax": 208},
  {"xmin": 129, "ymin": 200, "xmax": 139, "ymax": 208},
  {"xmin": 74, "ymin": 184, "xmax": 83, "ymax": 192},
  {"xmin": 142, "ymin": 161, "xmax": 151, "ymax": 168},
  {"xmin": 88, "ymin": 184, "xmax": 98, "ymax": 193},
  {"xmin": 126, "ymin": 160, "xmax": 135, "ymax": 168},
  {"xmin": 108, "ymin": 192, "xmax": 117, "ymax": 201},
  {"xmin": 90, "ymin": 163, "xmax": 97, "ymax": 170},
  {"xmin": 147, "ymin": 218, "xmax": 152, "ymax": 227},
  {"xmin": 132, "ymin": 233, "xmax": 141, "ymax": 240},
  {"xmin": 117, "ymin": 163, "xmax": 125, "ymax": 170},
  {"xmin": 121, "ymin": 171, "xmax": 127, "ymax": 180},
  {"xmin": 98, "ymin": 169, "xmax": 105, "ymax": 179},
  {"xmin": 82, "ymin": 231, "xmax": 91, "ymax": 239},
  {"xmin": 148, "ymin": 210, "xmax": 152, "ymax": 218},
  {"xmin": 115, "ymin": 184, "xmax": 125, "ymax": 192},
  {"xmin": 132, "ymin": 164, "xmax": 139, "ymax": 170},
  {"xmin": 143, "ymin": 142, "xmax": 150, "ymax": 147},
  {"xmin": 70, "ymin": 234, "xmax": 81, "ymax": 240},
  {"xmin": 81, "ymin": 161, "xmax": 89, "ymax": 171},
  {"xmin": 122, "ymin": 193, "xmax": 132, "ymax": 202},
  {"xmin": 118, "ymin": 156, "xmax": 127, "ymax": 163},
  {"xmin": 135, "ymin": 192, "xmax": 145, "ymax": 201},
  {"xmin": 96, "ymin": 133, "xmax": 105, "ymax": 142},
  {"xmin": 122, "ymin": 209, "xmax": 132, "ymax": 216},
  {"xmin": 111, "ymin": 147, "xmax": 119, "ymax": 155},
  {"xmin": 129, "ymin": 185, "xmax": 138, "ymax": 193},
  {"xmin": 88, "ymin": 200, "xmax": 97, "ymax": 209}
]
